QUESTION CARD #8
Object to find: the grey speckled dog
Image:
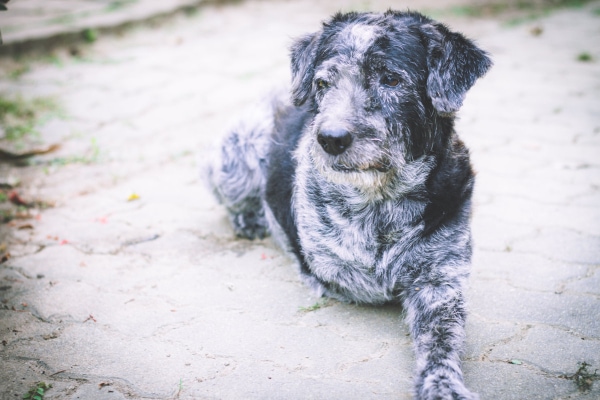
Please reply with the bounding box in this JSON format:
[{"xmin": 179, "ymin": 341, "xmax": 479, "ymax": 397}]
[{"xmin": 207, "ymin": 10, "xmax": 491, "ymax": 400}]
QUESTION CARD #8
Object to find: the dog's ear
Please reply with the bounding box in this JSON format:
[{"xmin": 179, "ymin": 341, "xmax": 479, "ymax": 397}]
[
  {"xmin": 421, "ymin": 22, "xmax": 492, "ymax": 115},
  {"xmin": 290, "ymin": 32, "xmax": 320, "ymax": 106}
]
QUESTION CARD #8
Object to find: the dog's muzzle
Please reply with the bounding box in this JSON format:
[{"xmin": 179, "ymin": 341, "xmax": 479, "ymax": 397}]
[
  {"xmin": 331, "ymin": 160, "xmax": 391, "ymax": 173},
  {"xmin": 317, "ymin": 129, "xmax": 353, "ymax": 155}
]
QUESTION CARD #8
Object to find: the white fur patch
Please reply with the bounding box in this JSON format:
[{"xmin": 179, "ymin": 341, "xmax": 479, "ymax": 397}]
[{"xmin": 346, "ymin": 23, "xmax": 378, "ymax": 54}]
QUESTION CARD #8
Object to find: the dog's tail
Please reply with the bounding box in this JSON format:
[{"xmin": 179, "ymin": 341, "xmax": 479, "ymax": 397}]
[{"xmin": 204, "ymin": 97, "xmax": 277, "ymax": 240}]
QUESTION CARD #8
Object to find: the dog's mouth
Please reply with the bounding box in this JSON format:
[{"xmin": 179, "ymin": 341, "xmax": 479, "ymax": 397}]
[{"xmin": 332, "ymin": 159, "xmax": 391, "ymax": 173}]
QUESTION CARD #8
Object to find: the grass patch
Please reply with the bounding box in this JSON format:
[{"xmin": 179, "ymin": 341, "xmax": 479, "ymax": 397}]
[
  {"xmin": 0, "ymin": 96, "xmax": 62, "ymax": 142},
  {"xmin": 299, "ymin": 299, "xmax": 330, "ymax": 313},
  {"xmin": 6, "ymin": 65, "xmax": 30, "ymax": 80},
  {"xmin": 43, "ymin": 55, "xmax": 65, "ymax": 67},
  {"xmin": 560, "ymin": 362, "xmax": 599, "ymax": 392},
  {"xmin": 82, "ymin": 28, "xmax": 99, "ymax": 43},
  {"xmin": 22, "ymin": 382, "xmax": 52, "ymax": 400},
  {"xmin": 577, "ymin": 52, "xmax": 593, "ymax": 62}
]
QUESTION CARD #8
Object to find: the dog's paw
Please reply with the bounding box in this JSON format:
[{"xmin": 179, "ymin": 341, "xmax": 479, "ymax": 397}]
[
  {"xmin": 230, "ymin": 210, "xmax": 269, "ymax": 240},
  {"xmin": 417, "ymin": 374, "xmax": 479, "ymax": 400}
]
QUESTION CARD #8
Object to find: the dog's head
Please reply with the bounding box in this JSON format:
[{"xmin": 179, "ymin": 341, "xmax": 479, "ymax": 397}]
[{"xmin": 290, "ymin": 11, "xmax": 491, "ymax": 190}]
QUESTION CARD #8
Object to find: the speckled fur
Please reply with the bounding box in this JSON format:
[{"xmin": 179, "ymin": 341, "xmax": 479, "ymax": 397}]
[{"xmin": 207, "ymin": 10, "xmax": 491, "ymax": 400}]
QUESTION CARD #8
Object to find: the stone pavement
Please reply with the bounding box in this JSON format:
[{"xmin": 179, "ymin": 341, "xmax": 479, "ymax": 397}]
[
  {"xmin": 0, "ymin": 0, "xmax": 208, "ymax": 56},
  {"xmin": 0, "ymin": 0, "xmax": 599, "ymax": 399}
]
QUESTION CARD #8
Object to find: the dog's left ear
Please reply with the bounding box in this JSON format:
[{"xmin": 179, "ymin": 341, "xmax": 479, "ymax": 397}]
[
  {"xmin": 290, "ymin": 32, "xmax": 321, "ymax": 106},
  {"xmin": 421, "ymin": 22, "xmax": 492, "ymax": 115}
]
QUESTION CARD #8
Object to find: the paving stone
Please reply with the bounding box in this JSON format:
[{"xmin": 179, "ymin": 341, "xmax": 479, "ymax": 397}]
[
  {"xmin": 470, "ymin": 279, "xmax": 600, "ymax": 337},
  {"xmin": 463, "ymin": 360, "xmax": 598, "ymax": 400},
  {"xmin": 487, "ymin": 325, "xmax": 600, "ymax": 373},
  {"xmin": 471, "ymin": 250, "xmax": 590, "ymax": 293},
  {"xmin": 510, "ymin": 227, "xmax": 600, "ymax": 265}
]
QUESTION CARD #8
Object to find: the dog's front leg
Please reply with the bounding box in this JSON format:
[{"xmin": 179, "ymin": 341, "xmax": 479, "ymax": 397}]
[{"xmin": 403, "ymin": 279, "xmax": 478, "ymax": 400}]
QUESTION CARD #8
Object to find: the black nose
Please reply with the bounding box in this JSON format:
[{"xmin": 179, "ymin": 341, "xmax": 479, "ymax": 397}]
[{"xmin": 317, "ymin": 129, "xmax": 353, "ymax": 155}]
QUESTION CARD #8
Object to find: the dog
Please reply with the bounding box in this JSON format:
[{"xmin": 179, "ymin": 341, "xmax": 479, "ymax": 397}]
[{"xmin": 207, "ymin": 10, "xmax": 491, "ymax": 399}]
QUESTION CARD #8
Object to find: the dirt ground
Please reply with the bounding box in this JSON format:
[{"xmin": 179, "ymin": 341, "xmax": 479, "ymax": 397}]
[{"xmin": 0, "ymin": 0, "xmax": 599, "ymax": 399}]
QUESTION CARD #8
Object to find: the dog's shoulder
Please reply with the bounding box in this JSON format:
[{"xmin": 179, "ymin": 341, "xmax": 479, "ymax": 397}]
[
  {"xmin": 264, "ymin": 101, "xmax": 313, "ymax": 262},
  {"xmin": 266, "ymin": 101, "xmax": 312, "ymax": 193}
]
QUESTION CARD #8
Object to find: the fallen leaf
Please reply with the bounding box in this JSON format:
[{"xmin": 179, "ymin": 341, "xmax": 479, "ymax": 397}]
[
  {"xmin": 530, "ymin": 26, "xmax": 543, "ymax": 36},
  {"xmin": 8, "ymin": 191, "xmax": 31, "ymax": 207},
  {"xmin": 127, "ymin": 193, "xmax": 140, "ymax": 202}
]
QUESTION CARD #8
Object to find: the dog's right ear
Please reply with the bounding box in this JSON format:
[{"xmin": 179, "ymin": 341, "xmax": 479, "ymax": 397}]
[{"xmin": 290, "ymin": 32, "xmax": 320, "ymax": 106}]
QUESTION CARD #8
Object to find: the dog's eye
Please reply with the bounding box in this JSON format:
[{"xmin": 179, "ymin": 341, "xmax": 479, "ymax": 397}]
[
  {"xmin": 316, "ymin": 79, "xmax": 330, "ymax": 90},
  {"xmin": 380, "ymin": 74, "xmax": 401, "ymax": 87}
]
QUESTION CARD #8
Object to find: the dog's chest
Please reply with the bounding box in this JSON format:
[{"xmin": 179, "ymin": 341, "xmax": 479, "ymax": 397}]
[{"xmin": 293, "ymin": 179, "xmax": 423, "ymax": 302}]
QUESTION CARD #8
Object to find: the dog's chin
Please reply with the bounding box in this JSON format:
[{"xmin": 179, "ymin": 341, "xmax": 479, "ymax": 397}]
[
  {"xmin": 331, "ymin": 160, "xmax": 390, "ymax": 174},
  {"xmin": 306, "ymin": 144, "xmax": 393, "ymax": 192},
  {"xmin": 317, "ymin": 161, "xmax": 392, "ymax": 191}
]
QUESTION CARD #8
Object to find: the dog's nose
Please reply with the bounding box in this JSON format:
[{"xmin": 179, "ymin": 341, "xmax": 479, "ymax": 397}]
[{"xmin": 317, "ymin": 129, "xmax": 353, "ymax": 155}]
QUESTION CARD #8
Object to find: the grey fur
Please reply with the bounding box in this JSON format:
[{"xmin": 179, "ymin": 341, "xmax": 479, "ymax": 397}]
[{"xmin": 206, "ymin": 10, "xmax": 491, "ymax": 400}]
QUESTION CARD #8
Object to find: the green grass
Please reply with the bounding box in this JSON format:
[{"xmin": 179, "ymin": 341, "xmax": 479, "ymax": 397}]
[
  {"xmin": 299, "ymin": 299, "xmax": 330, "ymax": 312},
  {"xmin": 82, "ymin": 28, "xmax": 98, "ymax": 43},
  {"xmin": 577, "ymin": 52, "xmax": 593, "ymax": 62},
  {"xmin": 6, "ymin": 65, "xmax": 30, "ymax": 80},
  {"xmin": 22, "ymin": 382, "xmax": 52, "ymax": 400},
  {"xmin": 0, "ymin": 96, "xmax": 61, "ymax": 142}
]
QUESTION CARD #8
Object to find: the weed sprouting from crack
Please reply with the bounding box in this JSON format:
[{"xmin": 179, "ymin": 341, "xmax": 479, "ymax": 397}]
[
  {"xmin": 560, "ymin": 362, "xmax": 599, "ymax": 392},
  {"xmin": 22, "ymin": 382, "xmax": 52, "ymax": 400},
  {"xmin": 299, "ymin": 299, "xmax": 331, "ymax": 313},
  {"xmin": 174, "ymin": 378, "xmax": 184, "ymax": 398}
]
